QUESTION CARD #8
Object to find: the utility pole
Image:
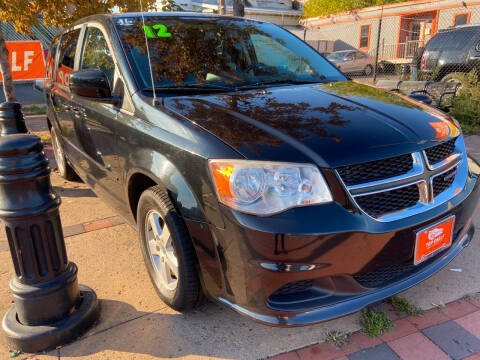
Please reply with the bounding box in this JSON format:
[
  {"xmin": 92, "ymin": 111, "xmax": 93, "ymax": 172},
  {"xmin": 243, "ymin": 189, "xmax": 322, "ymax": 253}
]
[
  {"xmin": 373, "ymin": 4, "xmax": 384, "ymax": 83},
  {"xmin": 218, "ymin": 0, "xmax": 226, "ymax": 15},
  {"xmin": 233, "ymin": 0, "xmax": 245, "ymax": 17}
]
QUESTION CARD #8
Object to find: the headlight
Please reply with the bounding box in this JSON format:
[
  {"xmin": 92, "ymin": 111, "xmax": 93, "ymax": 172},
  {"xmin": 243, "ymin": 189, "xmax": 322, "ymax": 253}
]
[{"xmin": 209, "ymin": 160, "xmax": 333, "ymax": 216}]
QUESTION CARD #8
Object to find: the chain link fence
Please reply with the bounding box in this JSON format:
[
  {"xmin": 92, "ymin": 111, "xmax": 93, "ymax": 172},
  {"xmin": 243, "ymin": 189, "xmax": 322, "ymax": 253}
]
[{"xmin": 300, "ymin": 0, "xmax": 480, "ymax": 84}]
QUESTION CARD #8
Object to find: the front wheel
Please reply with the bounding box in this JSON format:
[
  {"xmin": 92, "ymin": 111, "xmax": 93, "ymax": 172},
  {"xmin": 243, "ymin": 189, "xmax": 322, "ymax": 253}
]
[
  {"xmin": 364, "ymin": 64, "xmax": 373, "ymax": 76},
  {"xmin": 137, "ymin": 186, "xmax": 203, "ymax": 310}
]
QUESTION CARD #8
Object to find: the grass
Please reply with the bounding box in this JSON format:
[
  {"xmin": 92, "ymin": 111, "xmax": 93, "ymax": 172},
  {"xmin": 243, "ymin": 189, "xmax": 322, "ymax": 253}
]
[
  {"xmin": 23, "ymin": 104, "xmax": 46, "ymax": 115},
  {"xmin": 360, "ymin": 308, "xmax": 394, "ymax": 338},
  {"xmin": 325, "ymin": 330, "xmax": 349, "ymax": 347},
  {"xmin": 390, "ymin": 296, "xmax": 424, "ymax": 316},
  {"xmin": 32, "ymin": 131, "xmax": 51, "ymax": 144}
]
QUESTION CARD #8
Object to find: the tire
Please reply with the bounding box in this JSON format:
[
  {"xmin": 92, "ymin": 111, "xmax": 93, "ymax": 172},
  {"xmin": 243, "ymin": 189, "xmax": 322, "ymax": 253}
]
[
  {"xmin": 137, "ymin": 186, "xmax": 203, "ymax": 310},
  {"xmin": 364, "ymin": 64, "xmax": 373, "ymax": 76},
  {"xmin": 50, "ymin": 126, "xmax": 77, "ymax": 181}
]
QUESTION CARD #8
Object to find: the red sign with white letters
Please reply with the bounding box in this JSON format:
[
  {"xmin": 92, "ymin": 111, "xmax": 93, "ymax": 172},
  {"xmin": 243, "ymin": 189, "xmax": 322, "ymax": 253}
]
[{"xmin": 0, "ymin": 41, "xmax": 46, "ymax": 81}]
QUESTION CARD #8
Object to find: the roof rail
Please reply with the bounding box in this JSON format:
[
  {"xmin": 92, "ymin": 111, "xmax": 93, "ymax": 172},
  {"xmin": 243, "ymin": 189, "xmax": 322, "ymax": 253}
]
[
  {"xmin": 453, "ymin": 22, "xmax": 480, "ymax": 29},
  {"xmin": 438, "ymin": 23, "xmax": 480, "ymax": 33}
]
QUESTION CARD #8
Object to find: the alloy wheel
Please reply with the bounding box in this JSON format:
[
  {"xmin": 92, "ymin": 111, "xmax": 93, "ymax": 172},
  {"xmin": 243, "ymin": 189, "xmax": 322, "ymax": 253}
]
[
  {"xmin": 51, "ymin": 129, "xmax": 66, "ymax": 175},
  {"xmin": 145, "ymin": 210, "xmax": 179, "ymax": 291}
]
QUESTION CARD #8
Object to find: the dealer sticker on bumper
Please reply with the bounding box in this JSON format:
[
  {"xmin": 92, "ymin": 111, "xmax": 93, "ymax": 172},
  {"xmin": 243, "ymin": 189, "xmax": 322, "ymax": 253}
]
[{"xmin": 414, "ymin": 216, "xmax": 455, "ymax": 265}]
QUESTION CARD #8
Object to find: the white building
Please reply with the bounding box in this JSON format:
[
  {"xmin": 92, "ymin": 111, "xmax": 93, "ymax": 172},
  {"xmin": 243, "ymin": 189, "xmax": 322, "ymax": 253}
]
[
  {"xmin": 155, "ymin": 0, "xmax": 303, "ymax": 27},
  {"xmin": 301, "ymin": 0, "xmax": 480, "ymax": 62}
]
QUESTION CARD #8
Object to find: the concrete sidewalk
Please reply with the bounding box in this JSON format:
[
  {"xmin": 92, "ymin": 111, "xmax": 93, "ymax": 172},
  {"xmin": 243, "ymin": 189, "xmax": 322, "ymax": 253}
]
[{"xmin": 0, "ymin": 125, "xmax": 479, "ymax": 359}]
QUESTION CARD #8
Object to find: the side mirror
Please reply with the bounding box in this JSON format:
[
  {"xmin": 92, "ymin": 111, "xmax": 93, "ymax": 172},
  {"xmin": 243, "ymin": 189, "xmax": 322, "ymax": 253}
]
[
  {"xmin": 408, "ymin": 93, "xmax": 433, "ymax": 105},
  {"xmin": 69, "ymin": 70, "xmax": 120, "ymax": 105}
]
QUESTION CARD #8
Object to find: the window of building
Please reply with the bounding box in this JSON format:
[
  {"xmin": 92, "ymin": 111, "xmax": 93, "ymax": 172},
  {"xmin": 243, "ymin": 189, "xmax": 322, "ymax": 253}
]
[
  {"xmin": 453, "ymin": 12, "xmax": 470, "ymax": 26},
  {"xmin": 359, "ymin": 25, "xmax": 371, "ymax": 49}
]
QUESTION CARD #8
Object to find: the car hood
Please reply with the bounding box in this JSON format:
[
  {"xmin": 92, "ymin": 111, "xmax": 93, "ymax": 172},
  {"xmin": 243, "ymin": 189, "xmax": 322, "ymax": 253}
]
[{"xmin": 164, "ymin": 81, "xmax": 460, "ymax": 168}]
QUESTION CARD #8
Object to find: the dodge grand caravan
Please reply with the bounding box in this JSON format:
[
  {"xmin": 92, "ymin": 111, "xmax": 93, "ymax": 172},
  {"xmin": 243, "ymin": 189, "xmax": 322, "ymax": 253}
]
[{"xmin": 44, "ymin": 12, "xmax": 480, "ymax": 326}]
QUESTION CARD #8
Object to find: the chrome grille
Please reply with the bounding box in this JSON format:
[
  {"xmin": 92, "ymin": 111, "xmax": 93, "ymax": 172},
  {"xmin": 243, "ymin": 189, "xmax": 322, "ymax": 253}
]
[
  {"xmin": 355, "ymin": 185, "xmax": 419, "ymax": 218},
  {"xmin": 425, "ymin": 139, "xmax": 456, "ymax": 166},
  {"xmin": 337, "ymin": 154, "xmax": 413, "ymax": 186},
  {"xmin": 336, "ymin": 136, "xmax": 467, "ymax": 222}
]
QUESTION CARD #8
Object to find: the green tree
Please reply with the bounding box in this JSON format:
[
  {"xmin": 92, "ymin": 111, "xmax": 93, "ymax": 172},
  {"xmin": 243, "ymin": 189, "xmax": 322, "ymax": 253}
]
[
  {"xmin": 303, "ymin": 0, "xmax": 404, "ymax": 19},
  {"xmin": 0, "ymin": 0, "xmax": 156, "ymax": 103}
]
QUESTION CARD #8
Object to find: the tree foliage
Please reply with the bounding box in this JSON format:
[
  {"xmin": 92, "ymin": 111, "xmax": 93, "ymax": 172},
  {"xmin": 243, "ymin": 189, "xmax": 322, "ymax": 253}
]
[
  {"xmin": 303, "ymin": 0, "xmax": 404, "ymax": 19},
  {"xmin": 0, "ymin": 0, "xmax": 157, "ymax": 102},
  {"xmin": 0, "ymin": 0, "xmax": 157, "ymax": 34}
]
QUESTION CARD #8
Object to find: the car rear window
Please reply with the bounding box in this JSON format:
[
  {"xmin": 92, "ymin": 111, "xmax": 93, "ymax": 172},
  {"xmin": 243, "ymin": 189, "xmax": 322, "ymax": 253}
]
[{"xmin": 426, "ymin": 29, "xmax": 478, "ymax": 51}]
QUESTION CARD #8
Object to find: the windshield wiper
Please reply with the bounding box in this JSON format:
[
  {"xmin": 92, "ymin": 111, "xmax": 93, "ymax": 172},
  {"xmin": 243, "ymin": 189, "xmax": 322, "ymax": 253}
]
[
  {"xmin": 234, "ymin": 78, "xmax": 328, "ymax": 90},
  {"xmin": 142, "ymin": 83, "xmax": 234, "ymax": 93}
]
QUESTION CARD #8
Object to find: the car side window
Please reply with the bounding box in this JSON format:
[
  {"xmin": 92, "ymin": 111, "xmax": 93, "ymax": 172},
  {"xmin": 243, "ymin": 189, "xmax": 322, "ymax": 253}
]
[
  {"xmin": 345, "ymin": 52, "xmax": 355, "ymax": 61},
  {"xmin": 250, "ymin": 33, "xmax": 313, "ymax": 74},
  {"xmin": 57, "ymin": 29, "xmax": 80, "ymax": 87},
  {"xmin": 81, "ymin": 27, "xmax": 115, "ymax": 88},
  {"xmin": 46, "ymin": 36, "xmax": 60, "ymax": 80}
]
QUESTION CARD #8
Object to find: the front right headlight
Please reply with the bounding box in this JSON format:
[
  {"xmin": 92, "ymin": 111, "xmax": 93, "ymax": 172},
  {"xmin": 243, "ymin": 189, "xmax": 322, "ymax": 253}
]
[{"xmin": 208, "ymin": 160, "xmax": 333, "ymax": 216}]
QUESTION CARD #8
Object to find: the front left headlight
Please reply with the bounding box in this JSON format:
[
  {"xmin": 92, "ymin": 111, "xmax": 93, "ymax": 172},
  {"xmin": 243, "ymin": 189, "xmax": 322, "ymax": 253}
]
[{"xmin": 208, "ymin": 160, "xmax": 333, "ymax": 216}]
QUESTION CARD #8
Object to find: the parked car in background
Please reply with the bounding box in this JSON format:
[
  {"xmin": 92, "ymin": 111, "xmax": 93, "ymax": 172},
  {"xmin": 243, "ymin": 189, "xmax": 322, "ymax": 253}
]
[
  {"xmin": 421, "ymin": 23, "xmax": 480, "ymax": 81},
  {"xmin": 45, "ymin": 13, "xmax": 479, "ymax": 327},
  {"xmin": 327, "ymin": 50, "xmax": 375, "ymax": 76}
]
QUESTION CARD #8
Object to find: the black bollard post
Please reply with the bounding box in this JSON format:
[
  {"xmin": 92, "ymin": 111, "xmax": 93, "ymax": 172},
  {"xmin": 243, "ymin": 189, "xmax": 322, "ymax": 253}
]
[
  {"xmin": 0, "ymin": 106, "xmax": 99, "ymax": 353},
  {"xmin": 0, "ymin": 102, "xmax": 28, "ymax": 135}
]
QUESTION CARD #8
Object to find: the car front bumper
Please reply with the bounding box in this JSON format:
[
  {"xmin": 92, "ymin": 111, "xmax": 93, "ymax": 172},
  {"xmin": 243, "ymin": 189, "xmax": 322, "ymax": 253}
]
[{"xmin": 187, "ymin": 158, "xmax": 480, "ymax": 327}]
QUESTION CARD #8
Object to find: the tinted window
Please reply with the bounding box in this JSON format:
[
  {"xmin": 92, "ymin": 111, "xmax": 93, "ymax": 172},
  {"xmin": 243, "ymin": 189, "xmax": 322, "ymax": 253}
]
[
  {"xmin": 57, "ymin": 29, "xmax": 80, "ymax": 87},
  {"xmin": 327, "ymin": 52, "xmax": 349, "ymax": 61},
  {"xmin": 46, "ymin": 36, "xmax": 59, "ymax": 80},
  {"xmin": 426, "ymin": 30, "xmax": 475, "ymax": 51},
  {"xmin": 360, "ymin": 25, "xmax": 370, "ymax": 48},
  {"xmin": 115, "ymin": 17, "xmax": 346, "ymax": 91},
  {"xmin": 250, "ymin": 33, "xmax": 315, "ymax": 75},
  {"xmin": 425, "ymin": 32, "xmax": 445, "ymax": 50},
  {"xmin": 81, "ymin": 27, "xmax": 115, "ymax": 87}
]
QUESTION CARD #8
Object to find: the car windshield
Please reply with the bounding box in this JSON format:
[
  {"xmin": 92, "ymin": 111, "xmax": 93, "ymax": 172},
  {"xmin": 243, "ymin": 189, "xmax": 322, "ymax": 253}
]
[
  {"xmin": 327, "ymin": 52, "xmax": 349, "ymax": 61},
  {"xmin": 115, "ymin": 16, "xmax": 347, "ymax": 93}
]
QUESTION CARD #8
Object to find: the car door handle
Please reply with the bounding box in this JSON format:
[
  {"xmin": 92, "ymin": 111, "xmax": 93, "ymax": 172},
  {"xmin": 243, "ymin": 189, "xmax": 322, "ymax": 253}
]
[
  {"xmin": 470, "ymin": 56, "xmax": 480, "ymax": 60},
  {"xmin": 72, "ymin": 107, "xmax": 85, "ymax": 116}
]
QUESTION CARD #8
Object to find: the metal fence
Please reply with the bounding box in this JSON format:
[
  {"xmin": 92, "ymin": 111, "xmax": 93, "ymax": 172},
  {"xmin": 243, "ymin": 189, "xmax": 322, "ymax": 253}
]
[{"xmin": 300, "ymin": 0, "xmax": 480, "ymax": 83}]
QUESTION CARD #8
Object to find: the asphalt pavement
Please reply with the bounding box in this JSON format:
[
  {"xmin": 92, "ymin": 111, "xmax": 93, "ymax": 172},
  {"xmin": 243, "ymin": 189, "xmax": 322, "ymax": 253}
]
[{"xmin": 0, "ymin": 82, "xmax": 44, "ymax": 105}]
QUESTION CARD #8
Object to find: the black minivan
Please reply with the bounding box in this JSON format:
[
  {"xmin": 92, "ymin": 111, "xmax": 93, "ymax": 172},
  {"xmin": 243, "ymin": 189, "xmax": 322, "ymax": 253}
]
[
  {"xmin": 421, "ymin": 24, "xmax": 480, "ymax": 81},
  {"xmin": 45, "ymin": 12, "xmax": 480, "ymax": 326}
]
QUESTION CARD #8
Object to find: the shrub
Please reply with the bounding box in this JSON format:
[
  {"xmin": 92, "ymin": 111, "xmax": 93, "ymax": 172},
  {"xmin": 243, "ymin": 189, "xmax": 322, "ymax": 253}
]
[
  {"xmin": 449, "ymin": 69, "xmax": 480, "ymax": 134},
  {"xmin": 360, "ymin": 308, "xmax": 394, "ymax": 337},
  {"xmin": 390, "ymin": 296, "xmax": 424, "ymax": 316}
]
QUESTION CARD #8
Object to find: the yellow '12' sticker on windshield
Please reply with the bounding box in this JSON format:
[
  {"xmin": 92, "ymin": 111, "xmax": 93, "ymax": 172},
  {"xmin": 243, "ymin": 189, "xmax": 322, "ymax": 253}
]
[{"xmin": 142, "ymin": 24, "xmax": 172, "ymax": 38}]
